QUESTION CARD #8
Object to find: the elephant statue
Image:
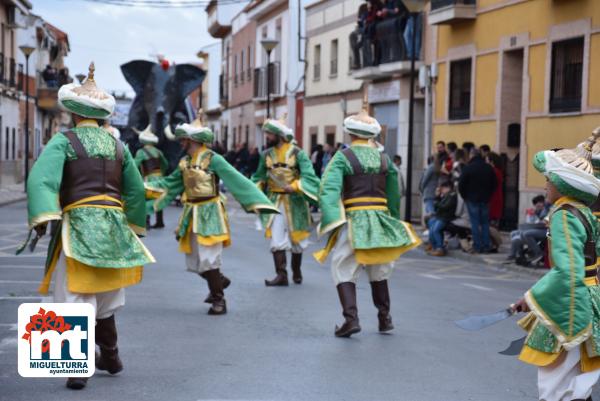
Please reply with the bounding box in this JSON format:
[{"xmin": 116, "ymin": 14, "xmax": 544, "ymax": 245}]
[{"xmin": 120, "ymin": 59, "xmax": 205, "ymax": 169}]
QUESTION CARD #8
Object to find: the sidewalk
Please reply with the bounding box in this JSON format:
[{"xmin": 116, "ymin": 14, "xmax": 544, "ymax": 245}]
[
  {"xmin": 417, "ymin": 225, "xmax": 549, "ymax": 278},
  {"xmin": 0, "ymin": 183, "xmax": 26, "ymax": 206}
]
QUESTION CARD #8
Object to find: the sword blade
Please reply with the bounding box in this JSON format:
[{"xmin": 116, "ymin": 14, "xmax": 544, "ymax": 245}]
[
  {"xmin": 455, "ymin": 308, "xmax": 513, "ymax": 331},
  {"xmin": 498, "ymin": 336, "xmax": 527, "ymax": 356}
]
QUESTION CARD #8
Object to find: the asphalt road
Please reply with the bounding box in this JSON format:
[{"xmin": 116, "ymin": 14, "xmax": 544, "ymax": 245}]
[{"xmin": 0, "ymin": 200, "xmax": 592, "ymax": 401}]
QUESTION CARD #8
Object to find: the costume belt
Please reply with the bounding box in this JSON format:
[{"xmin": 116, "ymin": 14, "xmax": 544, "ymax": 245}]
[
  {"xmin": 145, "ymin": 170, "xmax": 162, "ymax": 178},
  {"xmin": 185, "ymin": 196, "xmax": 219, "ymax": 205},
  {"xmin": 62, "ymin": 194, "xmax": 123, "ymax": 213},
  {"xmin": 584, "ymin": 264, "xmax": 599, "ymax": 286},
  {"xmin": 343, "ymin": 197, "xmax": 388, "ymax": 212}
]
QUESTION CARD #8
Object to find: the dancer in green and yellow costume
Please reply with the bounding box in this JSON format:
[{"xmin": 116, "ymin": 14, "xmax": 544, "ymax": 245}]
[
  {"xmin": 23, "ymin": 63, "xmax": 155, "ymax": 390},
  {"xmin": 147, "ymin": 112, "xmax": 278, "ymax": 315},
  {"xmin": 512, "ymin": 129, "xmax": 600, "ymax": 401},
  {"xmin": 314, "ymin": 109, "xmax": 421, "ymax": 338},
  {"xmin": 134, "ymin": 125, "xmax": 168, "ymax": 228},
  {"xmin": 251, "ymin": 116, "xmax": 320, "ymax": 286}
]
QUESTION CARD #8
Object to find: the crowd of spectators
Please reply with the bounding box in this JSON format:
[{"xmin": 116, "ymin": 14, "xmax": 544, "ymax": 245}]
[
  {"xmin": 350, "ymin": 0, "xmax": 421, "ymax": 69},
  {"xmin": 420, "ymin": 140, "xmax": 506, "ymax": 257},
  {"xmin": 212, "ymin": 142, "xmax": 260, "ymax": 178},
  {"xmin": 42, "ymin": 65, "xmax": 72, "ymax": 88}
]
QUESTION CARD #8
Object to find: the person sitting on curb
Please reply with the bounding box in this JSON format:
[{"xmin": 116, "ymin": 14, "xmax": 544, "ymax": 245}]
[
  {"xmin": 426, "ymin": 181, "xmax": 457, "ymax": 257},
  {"xmin": 506, "ymin": 194, "xmax": 551, "ymax": 266}
]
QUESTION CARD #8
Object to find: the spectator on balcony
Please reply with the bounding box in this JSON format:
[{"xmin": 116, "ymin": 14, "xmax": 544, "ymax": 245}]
[
  {"xmin": 42, "ymin": 65, "xmax": 58, "ymax": 88},
  {"xmin": 364, "ymin": 0, "xmax": 382, "ymax": 66},
  {"xmin": 350, "ymin": 3, "xmax": 369, "ymax": 70},
  {"xmin": 58, "ymin": 67, "xmax": 72, "ymax": 87},
  {"xmin": 404, "ymin": 11, "xmax": 422, "ymax": 60}
]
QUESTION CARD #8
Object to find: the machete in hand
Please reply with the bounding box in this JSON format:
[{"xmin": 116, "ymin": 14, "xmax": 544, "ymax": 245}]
[
  {"xmin": 455, "ymin": 307, "xmax": 515, "ymax": 331},
  {"xmin": 498, "ymin": 335, "xmax": 527, "ymax": 356}
]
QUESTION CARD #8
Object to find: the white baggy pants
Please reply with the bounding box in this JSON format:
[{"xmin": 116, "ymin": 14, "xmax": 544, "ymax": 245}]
[
  {"xmin": 330, "ymin": 227, "xmax": 394, "ymax": 285},
  {"xmin": 185, "ymin": 236, "xmax": 223, "ymax": 274},
  {"xmin": 53, "ymin": 253, "xmax": 125, "ymax": 319},
  {"xmin": 538, "ymin": 346, "xmax": 600, "ymax": 401},
  {"xmin": 269, "ymin": 202, "xmax": 308, "ymax": 253}
]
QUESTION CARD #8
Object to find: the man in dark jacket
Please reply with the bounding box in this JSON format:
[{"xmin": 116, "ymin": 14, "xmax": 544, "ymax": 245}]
[
  {"xmin": 427, "ymin": 181, "xmax": 457, "ymax": 256},
  {"xmin": 458, "ymin": 148, "xmax": 497, "ymax": 253}
]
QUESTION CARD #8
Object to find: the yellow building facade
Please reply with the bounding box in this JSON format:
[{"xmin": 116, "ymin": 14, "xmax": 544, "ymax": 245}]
[{"xmin": 430, "ymin": 0, "xmax": 600, "ymax": 218}]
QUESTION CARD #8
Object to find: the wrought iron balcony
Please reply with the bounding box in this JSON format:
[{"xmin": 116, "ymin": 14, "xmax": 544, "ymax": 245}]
[
  {"xmin": 253, "ymin": 62, "xmax": 280, "ymax": 100},
  {"xmin": 349, "ymin": 14, "xmax": 423, "ymax": 80},
  {"xmin": 429, "ymin": 0, "xmax": 476, "ymax": 25}
]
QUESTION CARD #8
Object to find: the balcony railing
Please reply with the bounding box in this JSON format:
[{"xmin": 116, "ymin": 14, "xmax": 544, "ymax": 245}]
[
  {"xmin": 0, "ymin": 53, "xmax": 4, "ymax": 85},
  {"xmin": 17, "ymin": 63, "xmax": 23, "ymax": 91},
  {"xmin": 349, "ymin": 13, "xmax": 422, "ymax": 78},
  {"xmin": 247, "ymin": 68, "xmax": 251, "ymax": 82},
  {"xmin": 429, "ymin": 0, "xmax": 476, "ymax": 25},
  {"xmin": 219, "ymin": 73, "xmax": 228, "ymax": 106},
  {"xmin": 253, "ymin": 62, "xmax": 280, "ymax": 99},
  {"xmin": 9, "ymin": 58, "xmax": 16, "ymax": 87},
  {"xmin": 431, "ymin": 0, "xmax": 476, "ymax": 10},
  {"xmin": 330, "ymin": 59, "xmax": 338, "ymax": 76}
]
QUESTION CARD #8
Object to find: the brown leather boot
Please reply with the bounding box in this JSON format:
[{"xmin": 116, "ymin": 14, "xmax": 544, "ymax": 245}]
[
  {"xmin": 66, "ymin": 377, "xmax": 88, "ymax": 390},
  {"xmin": 265, "ymin": 250, "xmax": 288, "ymax": 286},
  {"xmin": 202, "ymin": 269, "xmax": 227, "ymax": 315},
  {"xmin": 203, "ymin": 273, "xmax": 231, "ymax": 303},
  {"xmin": 370, "ymin": 280, "xmax": 394, "ymax": 332},
  {"xmin": 95, "ymin": 315, "xmax": 123, "ymax": 374},
  {"xmin": 334, "ymin": 282, "xmax": 361, "ymax": 338},
  {"xmin": 291, "ymin": 252, "xmax": 303, "ymax": 284}
]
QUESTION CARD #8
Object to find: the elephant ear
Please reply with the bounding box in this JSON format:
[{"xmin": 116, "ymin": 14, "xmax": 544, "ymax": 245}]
[
  {"xmin": 121, "ymin": 60, "xmax": 155, "ymax": 94},
  {"xmin": 174, "ymin": 64, "xmax": 206, "ymax": 98}
]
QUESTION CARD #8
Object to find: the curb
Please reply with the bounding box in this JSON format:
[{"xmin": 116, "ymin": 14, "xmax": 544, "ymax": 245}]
[
  {"xmin": 445, "ymin": 248, "xmax": 548, "ymax": 278},
  {"xmin": 0, "ymin": 194, "xmax": 26, "ymax": 207}
]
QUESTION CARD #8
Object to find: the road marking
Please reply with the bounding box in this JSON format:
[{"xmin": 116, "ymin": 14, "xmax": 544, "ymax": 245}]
[
  {"xmin": 462, "ymin": 283, "xmax": 493, "ymax": 292},
  {"xmin": 433, "ymin": 265, "xmax": 466, "ymax": 274},
  {"xmin": 420, "ymin": 273, "xmax": 443, "ymax": 280},
  {"xmin": 0, "ymin": 296, "xmax": 42, "ymax": 300},
  {"xmin": 0, "ymin": 280, "xmax": 39, "ymax": 284}
]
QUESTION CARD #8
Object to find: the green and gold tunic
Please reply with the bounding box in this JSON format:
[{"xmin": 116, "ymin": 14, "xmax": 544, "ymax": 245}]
[
  {"xmin": 519, "ymin": 196, "xmax": 600, "ymax": 372},
  {"xmin": 27, "ymin": 120, "xmax": 155, "ymax": 295},
  {"xmin": 251, "ymin": 142, "xmax": 320, "ymax": 244},
  {"xmin": 314, "ymin": 139, "xmax": 420, "ymax": 264},
  {"xmin": 148, "ymin": 145, "xmax": 278, "ymax": 252},
  {"xmin": 134, "ymin": 144, "xmax": 168, "ymax": 181}
]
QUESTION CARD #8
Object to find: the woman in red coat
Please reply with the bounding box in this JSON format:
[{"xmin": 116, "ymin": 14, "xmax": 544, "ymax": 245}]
[{"xmin": 487, "ymin": 152, "xmax": 504, "ymax": 225}]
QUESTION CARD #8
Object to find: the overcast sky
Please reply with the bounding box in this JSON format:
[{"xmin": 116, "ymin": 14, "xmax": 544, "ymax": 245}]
[{"xmin": 30, "ymin": 0, "xmax": 217, "ymax": 96}]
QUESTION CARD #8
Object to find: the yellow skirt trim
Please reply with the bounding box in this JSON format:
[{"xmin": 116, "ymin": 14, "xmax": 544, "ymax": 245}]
[
  {"xmin": 518, "ymin": 345, "xmax": 561, "ymax": 367},
  {"xmin": 65, "ymin": 258, "xmax": 143, "ymax": 294},
  {"xmin": 313, "ymin": 229, "xmax": 340, "ymax": 264},
  {"xmin": 38, "ymin": 239, "xmax": 143, "ymax": 295},
  {"xmin": 291, "ymin": 230, "xmax": 310, "ymax": 244},
  {"xmin": 178, "ymin": 222, "xmax": 230, "ymax": 253},
  {"xmin": 581, "ymin": 343, "xmax": 600, "ymax": 372},
  {"xmin": 345, "ymin": 205, "xmax": 388, "ymax": 212}
]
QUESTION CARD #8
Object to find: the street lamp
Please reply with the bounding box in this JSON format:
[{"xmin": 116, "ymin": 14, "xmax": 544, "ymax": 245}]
[
  {"xmin": 19, "ymin": 44, "xmax": 35, "ymax": 192},
  {"xmin": 261, "ymin": 39, "xmax": 279, "ymax": 119},
  {"xmin": 75, "ymin": 73, "xmax": 86, "ymax": 84}
]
